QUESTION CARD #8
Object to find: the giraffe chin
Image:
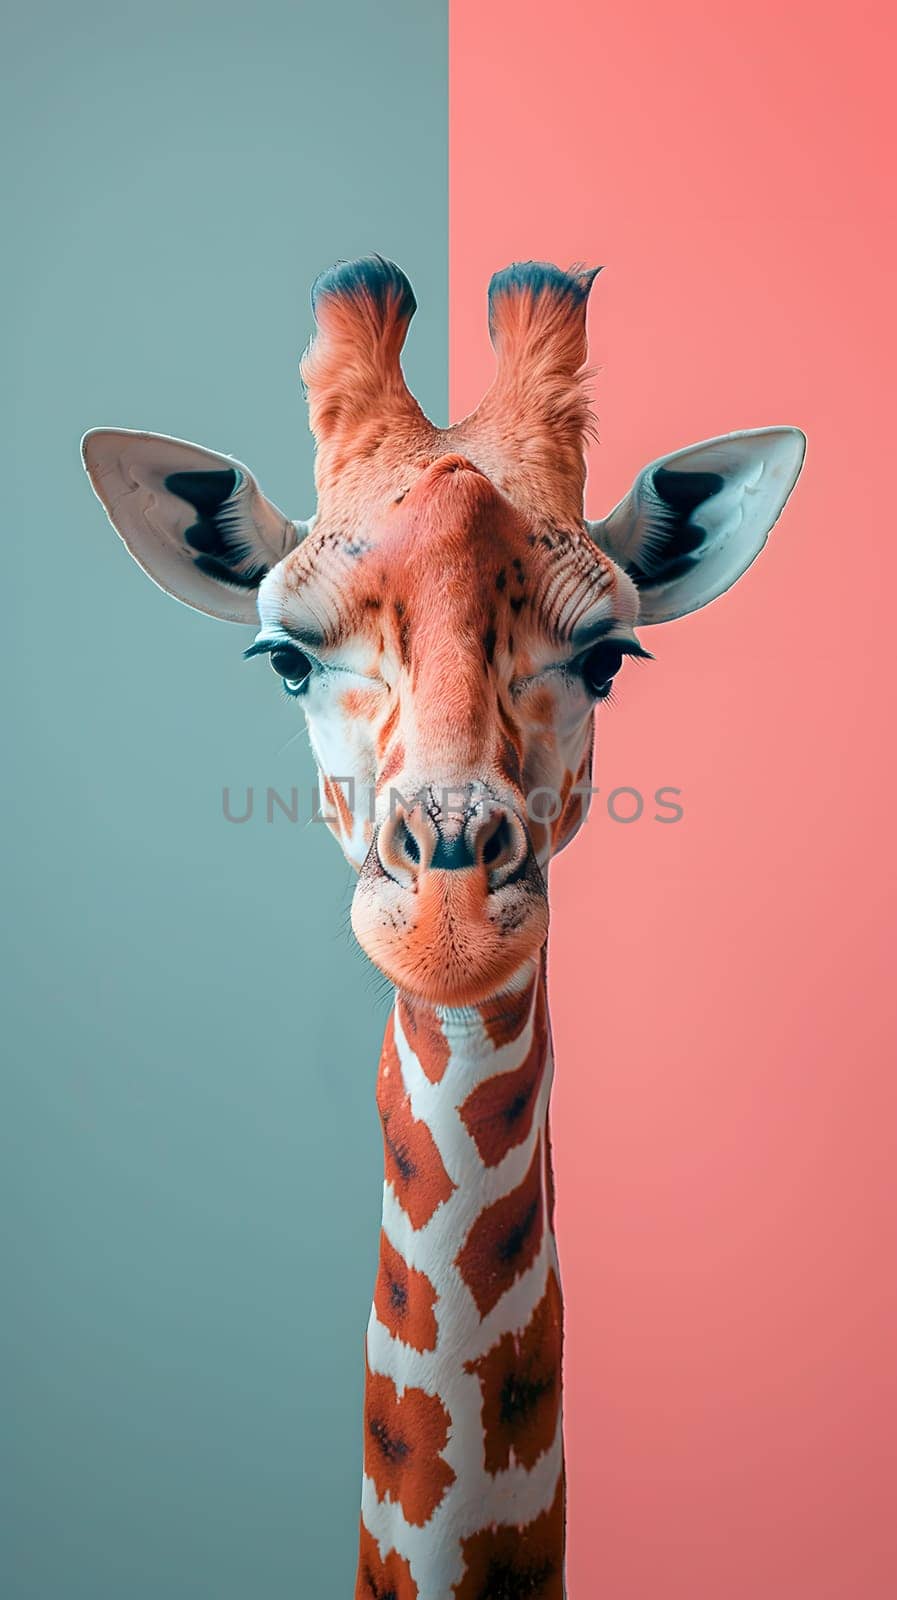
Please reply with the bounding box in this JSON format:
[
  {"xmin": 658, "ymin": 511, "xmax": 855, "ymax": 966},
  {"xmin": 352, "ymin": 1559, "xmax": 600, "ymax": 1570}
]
[{"xmin": 350, "ymin": 864, "xmax": 549, "ymax": 1008}]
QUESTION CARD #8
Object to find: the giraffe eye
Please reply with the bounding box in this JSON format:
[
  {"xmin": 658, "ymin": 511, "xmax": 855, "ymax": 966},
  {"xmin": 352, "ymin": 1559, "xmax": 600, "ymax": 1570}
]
[
  {"xmin": 269, "ymin": 645, "xmax": 312, "ymax": 691},
  {"xmin": 582, "ymin": 642, "xmax": 624, "ymax": 698}
]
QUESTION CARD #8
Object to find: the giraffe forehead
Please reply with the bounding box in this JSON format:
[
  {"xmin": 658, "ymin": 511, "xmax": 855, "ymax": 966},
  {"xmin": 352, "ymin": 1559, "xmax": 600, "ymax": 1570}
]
[{"xmin": 274, "ymin": 512, "xmax": 615, "ymax": 657}]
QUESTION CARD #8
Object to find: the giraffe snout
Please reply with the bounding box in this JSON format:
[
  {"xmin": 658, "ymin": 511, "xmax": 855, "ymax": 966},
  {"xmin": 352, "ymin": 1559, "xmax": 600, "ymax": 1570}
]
[
  {"xmin": 354, "ymin": 786, "xmax": 548, "ymax": 1005},
  {"xmin": 377, "ymin": 791, "xmax": 529, "ymax": 890}
]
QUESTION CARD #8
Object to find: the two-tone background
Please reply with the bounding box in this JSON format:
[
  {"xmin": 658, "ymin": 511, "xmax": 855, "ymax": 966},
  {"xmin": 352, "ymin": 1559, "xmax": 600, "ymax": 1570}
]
[{"xmin": 4, "ymin": 2, "xmax": 895, "ymax": 1596}]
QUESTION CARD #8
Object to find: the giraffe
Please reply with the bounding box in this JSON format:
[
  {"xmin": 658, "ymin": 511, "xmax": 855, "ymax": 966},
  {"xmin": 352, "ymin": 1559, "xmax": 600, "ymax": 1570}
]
[{"xmin": 82, "ymin": 256, "xmax": 804, "ymax": 1598}]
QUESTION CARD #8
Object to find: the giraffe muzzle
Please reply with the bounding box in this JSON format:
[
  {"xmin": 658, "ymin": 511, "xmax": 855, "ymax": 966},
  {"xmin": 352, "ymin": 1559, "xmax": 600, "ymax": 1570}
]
[{"xmin": 352, "ymin": 787, "xmax": 548, "ymax": 1006}]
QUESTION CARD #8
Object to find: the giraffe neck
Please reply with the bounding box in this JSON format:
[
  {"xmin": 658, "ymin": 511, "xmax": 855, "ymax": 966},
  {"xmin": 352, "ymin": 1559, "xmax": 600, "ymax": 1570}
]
[{"xmin": 356, "ymin": 958, "xmax": 565, "ymax": 1600}]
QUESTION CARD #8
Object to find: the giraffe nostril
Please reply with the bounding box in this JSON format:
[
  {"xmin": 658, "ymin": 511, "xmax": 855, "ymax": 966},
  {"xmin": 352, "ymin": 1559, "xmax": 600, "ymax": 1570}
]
[
  {"xmin": 482, "ymin": 814, "xmax": 511, "ymax": 867},
  {"xmin": 376, "ymin": 807, "xmax": 433, "ymax": 886},
  {"xmin": 399, "ymin": 820, "xmax": 420, "ymax": 867},
  {"xmin": 473, "ymin": 805, "xmax": 528, "ymax": 887}
]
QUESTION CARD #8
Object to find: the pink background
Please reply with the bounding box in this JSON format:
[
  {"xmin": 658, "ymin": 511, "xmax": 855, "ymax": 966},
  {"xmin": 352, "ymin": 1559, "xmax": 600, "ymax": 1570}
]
[{"xmin": 451, "ymin": 3, "xmax": 896, "ymax": 1594}]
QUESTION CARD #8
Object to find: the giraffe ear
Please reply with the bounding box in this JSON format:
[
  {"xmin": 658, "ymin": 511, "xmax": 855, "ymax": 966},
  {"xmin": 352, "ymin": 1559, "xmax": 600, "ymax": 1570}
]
[
  {"xmin": 587, "ymin": 427, "xmax": 805, "ymax": 624},
  {"xmin": 81, "ymin": 428, "xmax": 311, "ymax": 624}
]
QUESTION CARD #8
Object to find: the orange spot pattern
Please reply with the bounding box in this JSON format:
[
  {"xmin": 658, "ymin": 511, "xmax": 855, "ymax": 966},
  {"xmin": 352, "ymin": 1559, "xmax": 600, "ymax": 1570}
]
[
  {"xmin": 355, "ymin": 1520, "xmax": 418, "ymax": 1600},
  {"xmin": 363, "ymin": 1363, "xmax": 456, "ymax": 1527},
  {"xmin": 460, "ymin": 985, "xmax": 547, "ymax": 1166},
  {"xmin": 397, "ymin": 993, "xmax": 451, "ymax": 1083},
  {"xmin": 376, "ymin": 1016, "xmax": 455, "ymax": 1228},
  {"xmin": 452, "ymin": 1474, "xmax": 565, "ymax": 1599},
  {"xmin": 479, "ymin": 978, "xmax": 536, "ymax": 1049},
  {"xmin": 465, "ymin": 1268, "xmax": 562, "ymax": 1473},
  {"xmin": 374, "ymin": 1230, "xmax": 438, "ymax": 1352},
  {"xmin": 456, "ymin": 1136, "xmax": 544, "ymax": 1317}
]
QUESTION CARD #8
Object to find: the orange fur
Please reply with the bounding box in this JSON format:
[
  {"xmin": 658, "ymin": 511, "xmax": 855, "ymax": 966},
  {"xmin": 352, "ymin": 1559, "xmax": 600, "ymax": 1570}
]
[
  {"xmin": 300, "ymin": 256, "xmax": 434, "ymax": 516},
  {"xmin": 297, "ymin": 259, "xmax": 601, "ymax": 536},
  {"xmin": 453, "ymin": 264, "xmax": 600, "ymax": 529}
]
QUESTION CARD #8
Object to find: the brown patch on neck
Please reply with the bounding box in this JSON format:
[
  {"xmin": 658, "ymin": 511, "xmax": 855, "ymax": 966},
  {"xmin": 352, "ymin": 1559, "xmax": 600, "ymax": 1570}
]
[
  {"xmin": 455, "ymin": 1136, "xmax": 544, "ymax": 1317},
  {"xmin": 397, "ymin": 993, "xmax": 451, "ymax": 1083},
  {"xmin": 356, "ymin": 1519, "xmax": 418, "ymax": 1600},
  {"xmin": 376, "ymin": 1016, "xmax": 455, "ymax": 1228},
  {"xmin": 480, "ymin": 976, "xmax": 537, "ymax": 1049},
  {"xmin": 453, "ymin": 1472, "xmax": 565, "ymax": 1600},
  {"xmin": 373, "ymin": 1231, "xmax": 438, "ymax": 1353},
  {"xmin": 460, "ymin": 986, "xmax": 548, "ymax": 1167},
  {"xmin": 464, "ymin": 1267, "xmax": 563, "ymax": 1474},
  {"xmin": 363, "ymin": 1362, "xmax": 455, "ymax": 1527}
]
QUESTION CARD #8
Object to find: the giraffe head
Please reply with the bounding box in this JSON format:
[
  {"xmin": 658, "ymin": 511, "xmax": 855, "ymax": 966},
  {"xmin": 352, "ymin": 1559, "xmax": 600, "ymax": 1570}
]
[{"xmin": 83, "ymin": 257, "xmax": 804, "ymax": 1005}]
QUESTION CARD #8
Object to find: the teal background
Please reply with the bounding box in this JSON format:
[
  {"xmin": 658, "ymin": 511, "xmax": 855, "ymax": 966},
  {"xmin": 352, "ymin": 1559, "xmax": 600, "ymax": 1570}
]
[{"xmin": 2, "ymin": 4, "xmax": 447, "ymax": 1595}]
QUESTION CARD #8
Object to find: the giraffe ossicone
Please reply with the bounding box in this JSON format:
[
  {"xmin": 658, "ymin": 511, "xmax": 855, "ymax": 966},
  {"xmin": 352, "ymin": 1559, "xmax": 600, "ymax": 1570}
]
[{"xmin": 82, "ymin": 255, "xmax": 805, "ymax": 1597}]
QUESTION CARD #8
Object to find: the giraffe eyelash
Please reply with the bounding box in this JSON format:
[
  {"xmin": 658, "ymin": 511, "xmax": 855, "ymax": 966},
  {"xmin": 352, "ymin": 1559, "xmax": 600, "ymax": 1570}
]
[
  {"xmin": 514, "ymin": 637, "xmax": 652, "ymax": 697},
  {"xmin": 243, "ymin": 637, "xmax": 315, "ymax": 662},
  {"xmin": 569, "ymin": 638, "xmax": 654, "ymax": 669},
  {"xmin": 244, "ymin": 636, "xmax": 315, "ymax": 695},
  {"xmin": 574, "ymin": 637, "xmax": 653, "ymax": 700}
]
